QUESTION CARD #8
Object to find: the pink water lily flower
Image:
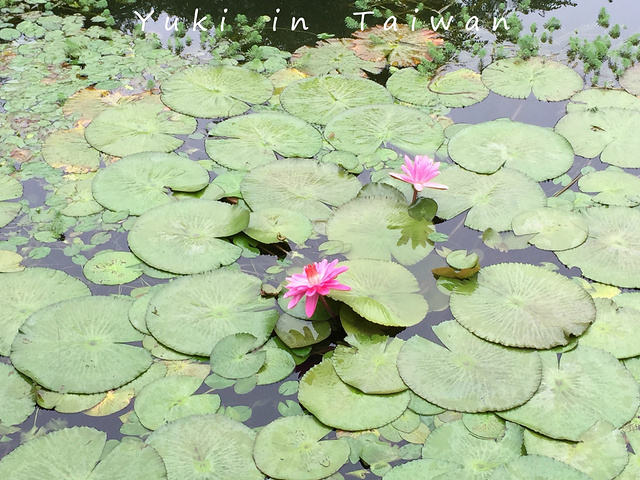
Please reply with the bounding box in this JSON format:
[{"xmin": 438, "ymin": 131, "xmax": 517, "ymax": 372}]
[
  {"xmin": 283, "ymin": 259, "xmax": 350, "ymax": 317},
  {"xmin": 390, "ymin": 155, "xmax": 448, "ymax": 201}
]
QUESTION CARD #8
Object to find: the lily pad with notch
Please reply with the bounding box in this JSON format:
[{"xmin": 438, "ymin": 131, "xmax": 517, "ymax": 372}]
[
  {"xmin": 210, "ymin": 333, "xmax": 267, "ymax": 379},
  {"xmin": 511, "ymin": 207, "xmax": 588, "ymax": 251},
  {"xmin": 577, "ymin": 167, "xmax": 640, "ymax": 207},
  {"xmin": 83, "ymin": 251, "xmax": 144, "ymax": 285}
]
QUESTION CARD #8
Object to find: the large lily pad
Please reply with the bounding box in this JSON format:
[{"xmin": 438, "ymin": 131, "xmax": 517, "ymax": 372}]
[
  {"xmin": 449, "ymin": 263, "xmax": 596, "ymax": 349},
  {"xmin": 566, "ymin": 88, "xmax": 640, "ymax": 113},
  {"xmin": 205, "ymin": 113, "xmax": 323, "ymax": 171},
  {"xmin": 85, "ymin": 96, "xmax": 196, "ymax": 157},
  {"xmin": 291, "ymin": 38, "xmax": 385, "ymax": 78},
  {"xmin": 92, "ymin": 152, "xmax": 210, "ymax": 215},
  {"xmin": 489, "ymin": 455, "xmax": 592, "ymax": 480},
  {"xmin": 146, "ymin": 269, "xmax": 277, "ymax": 356},
  {"xmin": 0, "ymin": 363, "xmax": 35, "ymax": 427},
  {"xmin": 577, "ymin": 167, "xmax": 640, "ymax": 207},
  {"xmin": 161, "ymin": 65, "xmax": 274, "ymax": 118},
  {"xmin": 555, "ymin": 207, "xmax": 640, "ymax": 288},
  {"xmin": 127, "ymin": 199, "xmax": 249, "ymax": 275},
  {"xmin": 498, "ymin": 346, "xmax": 640, "ymax": 441},
  {"xmin": 397, "ymin": 321, "xmax": 542, "ymax": 412},
  {"xmin": 244, "ymin": 208, "xmax": 312, "ymax": 245},
  {"xmin": 42, "ymin": 127, "xmax": 101, "ymax": 173},
  {"xmin": 511, "ymin": 207, "xmax": 589, "ymax": 251},
  {"xmin": 447, "ymin": 119, "xmax": 574, "ymax": 181}
]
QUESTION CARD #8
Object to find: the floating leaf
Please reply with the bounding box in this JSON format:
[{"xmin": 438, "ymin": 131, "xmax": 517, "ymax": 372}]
[
  {"xmin": 566, "ymin": 88, "xmax": 640, "ymax": 113},
  {"xmin": 42, "ymin": 128, "xmax": 100, "ymax": 173},
  {"xmin": 577, "ymin": 167, "xmax": 640, "ymax": 207},
  {"xmin": 462, "ymin": 413, "xmax": 505, "ymax": 440},
  {"xmin": 274, "ymin": 313, "xmax": 331, "ymax": 349},
  {"xmin": 351, "ymin": 25, "xmax": 443, "ymax": 66},
  {"xmin": 511, "ymin": 207, "xmax": 588, "ymax": 251},
  {"xmin": 429, "ymin": 68, "xmax": 490, "ymax": 107},
  {"xmin": 0, "ymin": 250, "xmax": 24, "ymax": 273},
  {"xmin": 210, "ymin": 333, "xmax": 266, "ymax": 379},
  {"xmin": 244, "ymin": 208, "xmax": 312, "ymax": 245},
  {"xmin": 291, "ymin": 39, "xmax": 385, "ymax": 78},
  {"xmin": 83, "ymin": 251, "xmax": 144, "ymax": 285},
  {"xmin": 489, "ymin": 455, "xmax": 592, "ymax": 480},
  {"xmin": 619, "ymin": 65, "xmax": 640, "ymax": 96},
  {"xmin": 384, "ymin": 459, "xmax": 462, "ymax": 480},
  {"xmin": 0, "ymin": 363, "xmax": 35, "ymax": 427}
]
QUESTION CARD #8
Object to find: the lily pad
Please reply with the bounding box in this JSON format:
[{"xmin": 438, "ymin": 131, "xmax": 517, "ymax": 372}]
[
  {"xmin": 0, "ymin": 175, "xmax": 23, "ymax": 228},
  {"xmin": 42, "ymin": 127, "xmax": 101, "ymax": 173},
  {"xmin": 447, "ymin": 119, "xmax": 574, "ymax": 181},
  {"xmin": 383, "ymin": 459, "xmax": 463, "ymax": 480},
  {"xmin": 450, "ymin": 263, "xmax": 596, "ymax": 349},
  {"xmin": 489, "ymin": 455, "xmax": 592, "ymax": 480},
  {"xmin": 83, "ymin": 251, "xmax": 144, "ymax": 285},
  {"xmin": 0, "ymin": 250, "xmax": 24, "ymax": 273},
  {"xmin": 429, "ymin": 69, "xmax": 490, "ymax": 107},
  {"xmin": 280, "ymin": 75, "xmax": 393, "ymax": 125},
  {"xmin": 566, "ymin": 88, "xmax": 640, "ymax": 113},
  {"xmin": 619, "ymin": 64, "xmax": 640, "ymax": 96},
  {"xmin": 498, "ymin": 346, "xmax": 640, "ymax": 441},
  {"xmin": 54, "ymin": 178, "xmax": 104, "ymax": 217},
  {"xmin": 92, "ymin": 152, "xmax": 210, "ymax": 215},
  {"xmin": 11, "ymin": 296, "xmax": 152, "ymax": 394},
  {"xmin": 274, "ymin": 313, "xmax": 331, "ymax": 349},
  {"xmin": 462, "ymin": 413, "xmax": 506, "ymax": 440},
  {"xmin": 481, "ymin": 56, "xmax": 583, "ymax": 101},
  {"xmin": 324, "ymin": 104, "xmax": 444, "ymax": 156},
  {"xmin": 511, "ymin": 207, "xmax": 589, "ymax": 251},
  {"xmin": 210, "ymin": 333, "xmax": 267, "ymax": 379},
  {"xmin": 146, "ymin": 269, "xmax": 277, "ymax": 357},
  {"xmin": 244, "ymin": 208, "xmax": 312, "ymax": 245},
  {"xmin": 386, "ymin": 68, "xmax": 443, "ymax": 109},
  {"xmin": 161, "ymin": 65, "xmax": 273, "ymax": 118},
  {"xmin": 327, "ymin": 259, "xmax": 429, "ymax": 327},
  {"xmin": 253, "ymin": 415, "xmax": 350, "ymax": 480},
  {"xmin": 85, "ymin": 96, "xmax": 196, "ymax": 157},
  {"xmin": 127, "ymin": 199, "xmax": 249, "ymax": 275},
  {"xmin": 298, "ymin": 357, "xmax": 410, "ymax": 431},
  {"xmin": 0, "ymin": 363, "xmax": 35, "ymax": 427},
  {"xmin": 577, "ymin": 167, "xmax": 640, "ymax": 207},
  {"xmin": 397, "ymin": 321, "xmax": 542, "ymax": 412},
  {"xmin": 291, "ymin": 38, "xmax": 385, "ymax": 78}
]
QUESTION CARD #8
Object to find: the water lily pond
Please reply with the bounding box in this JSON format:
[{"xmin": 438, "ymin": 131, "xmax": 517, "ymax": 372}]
[{"xmin": 3, "ymin": 0, "xmax": 640, "ymax": 478}]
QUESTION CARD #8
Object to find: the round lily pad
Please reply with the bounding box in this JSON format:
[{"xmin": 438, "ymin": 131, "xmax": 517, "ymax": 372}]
[
  {"xmin": 489, "ymin": 455, "xmax": 592, "ymax": 480},
  {"xmin": 205, "ymin": 112, "xmax": 323, "ymax": 171},
  {"xmin": 511, "ymin": 207, "xmax": 589, "ymax": 251},
  {"xmin": 555, "ymin": 206, "xmax": 640, "ymax": 288},
  {"xmin": 92, "ymin": 152, "xmax": 210, "ymax": 215},
  {"xmin": 147, "ymin": 413, "xmax": 263, "ymax": 480},
  {"xmin": 0, "ymin": 363, "xmax": 35, "ymax": 427},
  {"xmin": 255, "ymin": 338, "xmax": 296, "ymax": 386},
  {"xmin": 146, "ymin": 269, "xmax": 277, "ymax": 357},
  {"xmin": 11, "ymin": 296, "xmax": 152, "ymax": 394},
  {"xmin": 447, "ymin": 119, "xmax": 574, "ymax": 181},
  {"xmin": 397, "ymin": 321, "xmax": 542, "ymax": 412},
  {"xmin": 291, "ymin": 38, "xmax": 385, "ymax": 78},
  {"xmin": 0, "ymin": 267, "xmax": 91, "ymax": 356},
  {"xmin": 37, "ymin": 389, "xmax": 105, "ymax": 414},
  {"xmin": 253, "ymin": 415, "xmax": 350, "ymax": 480},
  {"xmin": 83, "ymin": 251, "xmax": 144, "ymax": 285},
  {"xmin": 566, "ymin": 88, "xmax": 640, "ymax": 113},
  {"xmin": 450, "ymin": 263, "xmax": 596, "ymax": 349},
  {"xmin": 324, "ymin": 104, "xmax": 445, "ymax": 156},
  {"xmin": 42, "ymin": 127, "xmax": 100, "ymax": 173},
  {"xmin": 0, "ymin": 202, "xmax": 21, "ymax": 229},
  {"xmin": 481, "ymin": 56, "xmax": 583, "ymax": 101},
  {"xmin": 127, "ymin": 199, "xmax": 249, "ymax": 275},
  {"xmin": 245, "ymin": 208, "xmax": 312, "ymax": 245},
  {"xmin": 280, "ymin": 75, "xmax": 393, "ymax": 125},
  {"xmin": 420, "ymin": 165, "xmax": 546, "ymax": 232},
  {"xmin": 241, "ymin": 159, "xmax": 362, "ymax": 221},
  {"xmin": 53, "ymin": 178, "xmax": 104, "ymax": 217},
  {"xmin": 462, "ymin": 413, "xmax": 506, "ymax": 440},
  {"xmin": 85, "ymin": 96, "xmax": 196, "ymax": 157},
  {"xmin": 578, "ymin": 167, "xmax": 640, "ymax": 207},
  {"xmin": 298, "ymin": 357, "xmax": 410, "ymax": 431},
  {"xmin": 327, "ymin": 259, "xmax": 429, "ymax": 327},
  {"xmin": 429, "ymin": 68, "xmax": 490, "ymax": 107},
  {"xmin": 210, "ymin": 333, "xmax": 266, "ymax": 379},
  {"xmin": 386, "ymin": 68, "xmax": 443, "ymax": 109},
  {"xmin": 161, "ymin": 65, "xmax": 274, "ymax": 118},
  {"xmin": 498, "ymin": 346, "xmax": 640, "ymax": 441}
]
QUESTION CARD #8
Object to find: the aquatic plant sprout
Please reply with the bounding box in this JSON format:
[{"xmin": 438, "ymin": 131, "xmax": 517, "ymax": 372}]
[
  {"xmin": 390, "ymin": 154, "xmax": 448, "ymax": 203},
  {"xmin": 284, "ymin": 259, "xmax": 350, "ymax": 317}
]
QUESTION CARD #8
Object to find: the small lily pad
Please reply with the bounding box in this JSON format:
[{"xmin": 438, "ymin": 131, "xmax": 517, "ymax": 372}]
[
  {"xmin": 210, "ymin": 333, "xmax": 267, "ymax": 379},
  {"xmin": 511, "ymin": 207, "xmax": 589, "ymax": 251},
  {"xmin": 42, "ymin": 128, "xmax": 101, "ymax": 173},
  {"xmin": 244, "ymin": 208, "xmax": 313, "ymax": 245},
  {"xmin": 274, "ymin": 313, "xmax": 331, "ymax": 349},
  {"xmin": 83, "ymin": 251, "xmax": 144, "ymax": 285}
]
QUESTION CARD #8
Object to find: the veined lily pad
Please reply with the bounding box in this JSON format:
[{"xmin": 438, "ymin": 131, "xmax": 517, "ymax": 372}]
[
  {"xmin": 0, "ymin": 267, "xmax": 90, "ymax": 356},
  {"xmin": 291, "ymin": 38, "xmax": 385, "ymax": 78},
  {"xmin": 42, "ymin": 127, "xmax": 101, "ymax": 173},
  {"xmin": 447, "ymin": 119, "xmax": 574, "ymax": 181},
  {"xmin": 555, "ymin": 207, "xmax": 640, "ymax": 288},
  {"xmin": 54, "ymin": 178, "xmax": 104, "ymax": 217},
  {"xmin": 511, "ymin": 207, "xmax": 588, "ymax": 251},
  {"xmin": 37, "ymin": 389, "xmax": 105, "ymax": 414},
  {"xmin": 0, "ymin": 174, "xmax": 23, "ymax": 228},
  {"xmin": 498, "ymin": 346, "xmax": 640, "ymax": 441},
  {"xmin": 386, "ymin": 68, "xmax": 443, "ymax": 109},
  {"xmin": 324, "ymin": 104, "xmax": 444, "ymax": 156},
  {"xmin": 429, "ymin": 68, "xmax": 490, "ymax": 107},
  {"xmin": 127, "ymin": 199, "xmax": 249, "ymax": 275},
  {"xmin": 383, "ymin": 459, "xmax": 462, "ymax": 480},
  {"xmin": 146, "ymin": 269, "xmax": 277, "ymax": 357},
  {"xmin": 245, "ymin": 208, "xmax": 312, "ymax": 245},
  {"xmin": 241, "ymin": 159, "xmax": 362, "ymax": 221},
  {"xmin": 161, "ymin": 65, "xmax": 273, "ymax": 118},
  {"xmin": 397, "ymin": 321, "xmax": 542, "ymax": 412},
  {"xmin": 577, "ymin": 167, "xmax": 640, "ymax": 207},
  {"xmin": 481, "ymin": 56, "xmax": 583, "ymax": 101},
  {"xmin": 298, "ymin": 357, "xmax": 410, "ymax": 431},
  {"xmin": 280, "ymin": 75, "xmax": 393, "ymax": 125},
  {"xmin": 326, "ymin": 195, "xmax": 435, "ymax": 265},
  {"xmin": 92, "ymin": 152, "xmax": 210, "ymax": 215},
  {"xmin": 255, "ymin": 338, "xmax": 296, "ymax": 386},
  {"xmin": 274, "ymin": 313, "xmax": 331, "ymax": 349},
  {"xmin": 489, "ymin": 455, "xmax": 592, "ymax": 480},
  {"xmin": 253, "ymin": 415, "xmax": 350, "ymax": 480},
  {"xmin": 462, "ymin": 413, "xmax": 506, "ymax": 440},
  {"xmin": 205, "ymin": 113, "xmax": 323, "ymax": 171},
  {"xmin": 85, "ymin": 96, "xmax": 196, "ymax": 157},
  {"xmin": 0, "ymin": 363, "xmax": 35, "ymax": 427},
  {"xmin": 449, "ymin": 263, "xmax": 596, "ymax": 349},
  {"xmin": 327, "ymin": 259, "xmax": 429, "ymax": 327},
  {"xmin": 0, "ymin": 251, "xmax": 24, "ymax": 273},
  {"xmin": 83, "ymin": 251, "xmax": 144, "ymax": 285},
  {"xmin": 210, "ymin": 333, "xmax": 266, "ymax": 379},
  {"xmin": 566, "ymin": 88, "xmax": 640, "ymax": 113},
  {"xmin": 11, "ymin": 296, "xmax": 152, "ymax": 394},
  {"xmin": 421, "ymin": 166, "xmax": 546, "ymax": 232}
]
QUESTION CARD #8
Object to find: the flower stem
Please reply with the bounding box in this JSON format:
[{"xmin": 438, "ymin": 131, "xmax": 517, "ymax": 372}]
[
  {"xmin": 320, "ymin": 296, "xmax": 335, "ymax": 318},
  {"xmin": 411, "ymin": 189, "xmax": 418, "ymax": 205}
]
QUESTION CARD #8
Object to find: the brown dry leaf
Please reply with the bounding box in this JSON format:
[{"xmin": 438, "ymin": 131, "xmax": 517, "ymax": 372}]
[{"xmin": 10, "ymin": 148, "xmax": 32, "ymax": 163}]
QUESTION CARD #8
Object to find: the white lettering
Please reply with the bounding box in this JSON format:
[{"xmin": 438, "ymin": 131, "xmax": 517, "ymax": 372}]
[
  {"xmin": 291, "ymin": 17, "xmax": 308, "ymax": 31},
  {"xmin": 465, "ymin": 16, "xmax": 479, "ymax": 31},
  {"xmin": 353, "ymin": 11, "xmax": 374, "ymax": 31},
  {"xmin": 430, "ymin": 15, "xmax": 454, "ymax": 31},
  {"xmin": 134, "ymin": 9, "xmax": 154, "ymax": 32},
  {"xmin": 493, "ymin": 16, "xmax": 509, "ymax": 31}
]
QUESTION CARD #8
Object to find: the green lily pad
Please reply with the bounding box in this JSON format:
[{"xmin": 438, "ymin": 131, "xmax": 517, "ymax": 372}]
[
  {"xmin": 555, "ymin": 207, "xmax": 640, "ymax": 288},
  {"xmin": 383, "ymin": 459, "xmax": 463, "ymax": 480},
  {"xmin": 205, "ymin": 113, "xmax": 323, "ymax": 171},
  {"xmin": 0, "ymin": 363, "xmax": 35, "ymax": 427},
  {"xmin": 577, "ymin": 167, "xmax": 640, "ymax": 207},
  {"xmin": 42, "ymin": 127, "xmax": 101, "ymax": 173},
  {"xmin": 324, "ymin": 104, "xmax": 445, "ymax": 156},
  {"xmin": 11, "ymin": 296, "xmax": 152, "ymax": 394},
  {"xmin": 481, "ymin": 56, "xmax": 583, "ymax": 101},
  {"xmin": 36, "ymin": 389, "xmax": 104, "ymax": 414},
  {"xmin": 0, "ymin": 267, "xmax": 91, "ymax": 356},
  {"xmin": 146, "ymin": 269, "xmax": 277, "ymax": 357},
  {"xmin": 241, "ymin": 159, "xmax": 362, "ymax": 221},
  {"xmin": 332, "ymin": 334, "xmax": 407, "ymax": 394},
  {"xmin": 566, "ymin": 88, "xmax": 640, "ymax": 113},
  {"xmin": 161, "ymin": 65, "xmax": 273, "ymax": 118},
  {"xmin": 386, "ymin": 68, "xmax": 443, "ymax": 109},
  {"xmin": 447, "ymin": 119, "xmax": 574, "ymax": 181},
  {"xmin": 429, "ymin": 68, "xmax": 490, "ymax": 107},
  {"xmin": 498, "ymin": 346, "xmax": 639, "ymax": 441},
  {"xmin": 0, "ymin": 202, "xmax": 21, "ymax": 229},
  {"xmin": 0, "ymin": 250, "xmax": 24, "ymax": 273},
  {"xmin": 298, "ymin": 357, "xmax": 410, "ymax": 431},
  {"xmin": 254, "ymin": 415, "xmax": 350, "ymax": 480},
  {"xmin": 326, "ymin": 195, "xmax": 435, "ymax": 265},
  {"xmin": 489, "ymin": 455, "xmax": 592, "ymax": 480},
  {"xmin": 397, "ymin": 321, "xmax": 542, "ymax": 413},
  {"xmin": 255, "ymin": 338, "xmax": 296, "ymax": 385},
  {"xmin": 210, "ymin": 333, "xmax": 266, "ymax": 379},
  {"xmin": 280, "ymin": 75, "xmax": 393, "ymax": 125},
  {"xmin": 327, "ymin": 259, "xmax": 429, "ymax": 327},
  {"xmin": 421, "ymin": 166, "xmax": 546, "ymax": 232},
  {"xmin": 85, "ymin": 96, "xmax": 196, "ymax": 157},
  {"xmin": 83, "ymin": 251, "xmax": 144, "ymax": 285},
  {"xmin": 54, "ymin": 178, "xmax": 104, "ymax": 217},
  {"xmin": 620, "ymin": 65, "xmax": 640, "ymax": 96},
  {"xmin": 0, "ymin": 175, "xmax": 22, "ymax": 202},
  {"xmin": 92, "ymin": 152, "xmax": 210, "ymax": 215},
  {"xmin": 127, "ymin": 199, "xmax": 249, "ymax": 275},
  {"xmin": 291, "ymin": 38, "xmax": 385, "ymax": 78},
  {"xmin": 511, "ymin": 207, "xmax": 589, "ymax": 251},
  {"xmin": 619, "ymin": 430, "xmax": 640, "ymax": 479},
  {"xmin": 274, "ymin": 313, "xmax": 331, "ymax": 349},
  {"xmin": 462, "ymin": 413, "xmax": 506, "ymax": 440},
  {"xmin": 244, "ymin": 208, "xmax": 312, "ymax": 245},
  {"xmin": 450, "ymin": 263, "xmax": 596, "ymax": 349}
]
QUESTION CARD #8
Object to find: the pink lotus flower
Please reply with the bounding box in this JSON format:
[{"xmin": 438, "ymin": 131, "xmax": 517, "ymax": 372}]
[
  {"xmin": 390, "ymin": 155, "xmax": 448, "ymax": 193},
  {"xmin": 283, "ymin": 259, "xmax": 351, "ymax": 317}
]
